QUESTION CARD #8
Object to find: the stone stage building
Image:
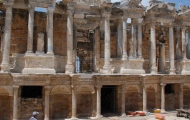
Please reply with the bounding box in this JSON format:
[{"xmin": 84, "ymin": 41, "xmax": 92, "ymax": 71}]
[{"xmin": 0, "ymin": 0, "xmax": 190, "ymax": 119}]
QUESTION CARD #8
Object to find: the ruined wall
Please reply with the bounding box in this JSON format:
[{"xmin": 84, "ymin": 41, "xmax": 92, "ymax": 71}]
[
  {"xmin": 0, "ymin": 96, "xmax": 12, "ymax": 120},
  {"xmin": 147, "ymin": 88, "xmax": 156, "ymax": 111},
  {"xmin": 50, "ymin": 94, "xmax": 71, "ymax": 119},
  {"xmin": 19, "ymin": 98, "xmax": 43, "ymax": 120}
]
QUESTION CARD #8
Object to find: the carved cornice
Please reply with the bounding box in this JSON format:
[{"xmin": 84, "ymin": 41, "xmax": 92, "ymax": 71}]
[{"xmin": 29, "ymin": 0, "xmax": 55, "ymax": 8}]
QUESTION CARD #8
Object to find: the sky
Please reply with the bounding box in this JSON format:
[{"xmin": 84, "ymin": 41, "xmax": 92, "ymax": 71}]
[{"xmin": 111, "ymin": 0, "xmax": 190, "ymax": 9}]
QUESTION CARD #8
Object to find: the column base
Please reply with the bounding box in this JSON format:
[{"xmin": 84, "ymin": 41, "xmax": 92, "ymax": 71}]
[
  {"xmin": 169, "ymin": 68, "xmax": 176, "ymax": 75},
  {"xmin": 25, "ymin": 51, "xmax": 35, "ymax": 56},
  {"xmin": 46, "ymin": 52, "xmax": 54, "ymax": 56},
  {"xmin": 161, "ymin": 109, "xmax": 166, "ymax": 113},
  {"xmin": 150, "ymin": 66, "xmax": 157, "ymax": 74},
  {"xmin": 121, "ymin": 113, "xmax": 126, "ymax": 117},
  {"xmin": 65, "ymin": 64, "xmax": 74, "ymax": 74},
  {"xmin": 0, "ymin": 63, "xmax": 10, "ymax": 73},
  {"xmin": 96, "ymin": 115, "xmax": 103, "ymax": 119},
  {"xmin": 100, "ymin": 65, "xmax": 111, "ymax": 74},
  {"xmin": 122, "ymin": 54, "xmax": 128, "ymax": 60},
  {"xmin": 36, "ymin": 51, "xmax": 45, "ymax": 55}
]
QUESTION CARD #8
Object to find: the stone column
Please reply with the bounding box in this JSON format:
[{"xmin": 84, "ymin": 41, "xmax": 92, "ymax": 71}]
[
  {"xmin": 102, "ymin": 12, "xmax": 111, "ymax": 74},
  {"xmin": 182, "ymin": 27, "xmax": 187, "ymax": 60},
  {"xmin": 71, "ymin": 85, "xmax": 77, "ymax": 119},
  {"xmin": 65, "ymin": 3, "xmax": 75, "ymax": 74},
  {"xmin": 169, "ymin": 25, "xmax": 176, "ymax": 74},
  {"xmin": 158, "ymin": 44, "xmax": 166, "ymax": 73},
  {"xmin": 122, "ymin": 18, "xmax": 128, "ymax": 60},
  {"xmin": 129, "ymin": 24, "xmax": 137, "ymax": 59},
  {"xmin": 26, "ymin": 4, "xmax": 35, "ymax": 54},
  {"xmin": 44, "ymin": 86, "xmax": 51, "ymax": 120},
  {"xmin": 96, "ymin": 85, "xmax": 102, "ymax": 118},
  {"xmin": 0, "ymin": 1, "xmax": 14, "ymax": 72},
  {"xmin": 121, "ymin": 85, "xmax": 126, "ymax": 116},
  {"xmin": 117, "ymin": 20, "xmax": 122, "ymax": 58},
  {"xmin": 13, "ymin": 85, "xmax": 19, "ymax": 120},
  {"xmin": 143, "ymin": 85, "xmax": 147, "ymax": 112},
  {"xmin": 138, "ymin": 18, "xmax": 143, "ymax": 59},
  {"xmin": 179, "ymin": 83, "xmax": 183, "ymax": 109},
  {"xmin": 160, "ymin": 83, "xmax": 166, "ymax": 113},
  {"xmin": 150, "ymin": 22, "xmax": 157, "ymax": 74},
  {"xmin": 46, "ymin": 6, "xmax": 55, "ymax": 55}
]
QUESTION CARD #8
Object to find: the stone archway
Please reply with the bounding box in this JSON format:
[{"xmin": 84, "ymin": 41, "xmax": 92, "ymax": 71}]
[
  {"xmin": 0, "ymin": 86, "xmax": 13, "ymax": 120},
  {"xmin": 146, "ymin": 86, "xmax": 156, "ymax": 111},
  {"xmin": 183, "ymin": 85, "xmax": 190, "ymax": 109},
  {"xmin": 125, "ymin": 86, "xmax": 140, "ymax": 111},
  {"xmin": 50, "ymin": 85, "xmax": 72, "ymax": 119}
]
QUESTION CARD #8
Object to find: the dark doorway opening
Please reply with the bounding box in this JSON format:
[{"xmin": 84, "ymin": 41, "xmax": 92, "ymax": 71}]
[
  {"xmin": 21, "ymin": 86, "xmax": 42, "ymax": 98},
  {"xmin": 101, "ymin": 85, "xmax": 116, "ymax": 114},
  {"xmin": 165, "ymin": 84, "xmax": 174, "ymax": 94}
]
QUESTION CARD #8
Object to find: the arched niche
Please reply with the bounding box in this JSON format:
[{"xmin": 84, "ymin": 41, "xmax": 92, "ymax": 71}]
[
  {"xmin": 76, "ymin": 85, "xmax": 95, "ymax": 94},
  {"xmin": 0, "ymin": 86, "xmax": 12, "ymax": 96},
  {"xmin": 146, "ymin": 85, "xmax": 156, "ymax": 111},
  {"xmin": 125, "ymin": 85, "xmax": 140, "ymax": 111},
  {"xmin": 50, "ymin": 85, "xmax": 71, "ymax": 95}
]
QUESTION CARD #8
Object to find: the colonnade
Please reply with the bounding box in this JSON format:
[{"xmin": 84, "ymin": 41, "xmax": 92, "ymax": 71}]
[{"xmin": 11, "ymin": 83, "xmax": 186, "ymax": 119}]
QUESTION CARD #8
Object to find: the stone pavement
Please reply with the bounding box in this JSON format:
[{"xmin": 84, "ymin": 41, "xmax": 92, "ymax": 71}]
[{"xmin": 98, "ymin": 112, "xmax": 189, "ymax": 120}]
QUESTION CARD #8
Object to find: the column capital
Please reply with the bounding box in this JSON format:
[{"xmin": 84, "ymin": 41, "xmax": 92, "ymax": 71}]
[
  {"xmin": 44, "ymin": 86, "xmax": 51, "ymax": 90},
  {"xmin": 28, "ymin": 4, "xmax": 35, "ymax": 12},
  {"xmin": 67, "ymin": 9, "xmax": 74, "ymax": 16},
  {"xmin": 95, "ymin": 85, "xmax": 102, "ymax": 90},
  {"xmin": 47, "ymin": 6, "xmax": 55, "ymax": 13},
  {"xmin": 13, "ymin": 85, "xmax": 19, "ymax": 90},
  {"xmin": 102, "ymin": 7, "xmax": 112, "ymax": 19},
  {"xmin": 122, "ymin": 17, "xmax": 128, "ymax": 21},
  {"xmin": 160, "ymin": 83, "xmax": 166, "ymax": 87},
  {"xmin": 4, "ymin": 0, "xmax": 14, "ymax": 8},
  {"xmin": 138, "ymin": 18, "xmax": 143, "ymax": 24}
]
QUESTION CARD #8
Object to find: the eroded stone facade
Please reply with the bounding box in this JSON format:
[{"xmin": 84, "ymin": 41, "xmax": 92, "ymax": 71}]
[{"xmin": 0, "ymin": 0, "xmax": 190, "ymax": 120}]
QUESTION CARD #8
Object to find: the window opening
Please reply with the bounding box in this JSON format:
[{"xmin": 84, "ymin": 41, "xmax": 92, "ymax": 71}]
[{"xmin": 21, "ymin": 86, "xmax": 42, "ymax": 98}]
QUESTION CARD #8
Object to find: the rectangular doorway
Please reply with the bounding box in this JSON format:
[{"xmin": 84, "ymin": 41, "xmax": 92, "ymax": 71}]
[{"xmin": 101, "ymin": 85, "xmax": 116, "ymax": 114}]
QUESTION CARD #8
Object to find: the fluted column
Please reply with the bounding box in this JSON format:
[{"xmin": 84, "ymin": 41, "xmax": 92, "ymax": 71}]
[
  {"xmin": 138, "ymin": 18, "xmax": 143, "ymax": 59},
  {"xmin": 150, "ymin": 22, "xmax": 157, "ymax": 74},
  {"xmin": 65, "ymin": 3, "xmax": 75, "ymax": 74},
  {"xmin": 169, "ymin": 25, "xmax": 176, "ymax": 74},
  {"xmin": 117, "ymin": 20, "xmax": 122, "ymax": 58},
  {"xmin": 102, "ymin": 12, "xmax": 111, "ymax": 74},
  {"xmin": 71, "ymin": 85, "xmax": 77, "ymax": 119},
  {"xmin": 1, "ymin": 1, "xmax": 14, "ymax": 72},
  {"xmin": 13, "ymin": 85, "xmax": 19, "ymax": 120},
  {"xmin": 26, "ymin": 4, "xmax": 35, "ymax": 54},
  {"xmin": 160, "ymin": 83, "xmax": 166, "ymax": 113},
  {"xmin": 121, "ymin": 85, "xmax": 126, "ymax": 116},
  {"xmin": 46, "ymin": 6, "xmax": 55, "ymax": 55},
  {"xmin": 143, "ymin": 85, "xmax": 147, "ymax": 112},
  {"xmin": 44, "ymin": 86, "xmax": 51, "ymax": 120},
  {"xmin": 182, "ymin": 27, "xmax": 187, "ymax": 60},
  {"xmin": 122, "ymin": 18, "xmax": 128, "ymax": 60},
  {"xmin": 179, "ymin": 83, "xmax": 183, "ymax": 109},
  {"xmin": 96, "ymin": 85, "xmax": 102, "ymax": 118}
]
